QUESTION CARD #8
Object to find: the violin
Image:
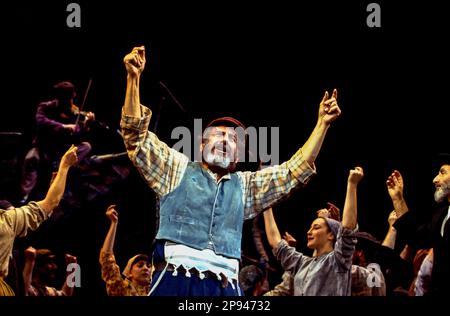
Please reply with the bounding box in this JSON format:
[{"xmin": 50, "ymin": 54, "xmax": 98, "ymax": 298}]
[
  {"xmin": 72, "ymin": 105, "xmax": 111, "ymax": 130},
  {"xmin": 73, "ymin": 109, "xmax": 90, "ymax": 117},
  {"xmin": 73, "ymin": 107, "xmax": 94, "ymax": 121},
  {"xmin": 70, "ymin": 79, "xmax": 110, "ymax": 130}
]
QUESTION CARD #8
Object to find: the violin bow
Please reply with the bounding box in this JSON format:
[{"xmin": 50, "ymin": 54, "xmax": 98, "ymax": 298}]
[{"xmin": 75, "ymin": 78, "xmax": 93, "ymax": 126}]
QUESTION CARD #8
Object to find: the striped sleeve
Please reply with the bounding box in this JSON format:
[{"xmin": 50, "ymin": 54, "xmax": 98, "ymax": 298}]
[{"xmin": 239, "ymin": 149, "xmax": 316, "ymax": 219}]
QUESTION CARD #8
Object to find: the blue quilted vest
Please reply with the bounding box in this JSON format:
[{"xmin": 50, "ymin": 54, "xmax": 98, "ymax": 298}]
[{"xmin": 156, "ymin": 162, "xmax": 244, "ymax": 259}]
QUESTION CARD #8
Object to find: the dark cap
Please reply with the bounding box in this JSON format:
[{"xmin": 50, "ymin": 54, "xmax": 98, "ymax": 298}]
[
  {"xmin": 204, "ymin": 116, "xmax": 247, "ymax": 147},
  {"xmin": 353, "ymin": 231, "xmax": 392, "ymax": 263},
  {"xmin": 354, "ymin": 231, "xmax": 381, "ymax": 245},
  {"xmin": 205, "ymin": 117, "xmax": 246, "ymax": 130},
  {"xmin": 434, "ymin": 153, "xmax": 450, "ymax": 168}
]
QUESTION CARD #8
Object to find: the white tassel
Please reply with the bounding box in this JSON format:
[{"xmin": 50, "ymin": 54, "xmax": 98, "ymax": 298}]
[
  {"xmin": 199, "ymin": 272, "xmax": 205, "ymax": 280},
  {"xmin": 185, "ymin": 270, "xmax": 191, "ymax": 278}
]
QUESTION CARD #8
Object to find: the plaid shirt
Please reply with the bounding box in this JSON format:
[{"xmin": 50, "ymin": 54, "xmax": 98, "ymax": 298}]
[{"xmin": 120, "ymin": 105, "xmax": 316, "ymax": 219}]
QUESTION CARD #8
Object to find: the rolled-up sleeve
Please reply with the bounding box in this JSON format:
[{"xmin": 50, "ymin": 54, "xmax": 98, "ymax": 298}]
[
  {"xmin": 120, "ymin": 105, "xmax": 188, "ymax": 196},
  {"xmin": 4, "ymin": 202, "xmax": 48, "ymax": 238},
  {"xmin": 240, "ymin": 149, "xmax": 316, "ymax": 219},
  {"xmin": 273, "ymin": 239, "xmax": 305, "ymax": 275},
  {"xmin": 334, "ymin": 225, "xmax": 358, "ymax": 272},
  {"xmin": 99, "ymin": 251, "xmax": 127, "ymax": 296}
]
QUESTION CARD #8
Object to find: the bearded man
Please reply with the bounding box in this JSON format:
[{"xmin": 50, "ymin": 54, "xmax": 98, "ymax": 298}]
[
  {"xmin": 391, "ymin": 154, "xmax": 450, "ymax": 296},
  {"xmin": 120, "ymin": 46, "xmax": 341, "ymax": 296}
]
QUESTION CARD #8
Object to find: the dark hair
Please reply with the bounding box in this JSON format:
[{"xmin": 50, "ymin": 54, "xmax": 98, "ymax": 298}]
[
  {"xmin": 434, "ymin": 153, "xmax": 450, "ymax": 169},
  {"xmin": 239, "ymin": 265, "xmax": 264, "ymax": 296},
  {"xmin": 53, "ymin": 81, "xmax": 76, "ymax": 100},
  {"xmin": 34, "ymin": 249, "xmax": 56, "ymax": 268}
]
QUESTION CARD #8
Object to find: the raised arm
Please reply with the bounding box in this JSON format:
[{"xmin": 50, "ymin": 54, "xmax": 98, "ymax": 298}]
[
  {"xmin": 36, "ymin": 145, "xmax": 78, "ymax": 215},
  {"xmin": 301, "ymin": 89, "xmax": 341, "ymax": 165},
  {"xmin": 101, "ymin": 205, "xmax": 119, "ymax": 254},
  {"xmin": 120, "ymin": 47, "xmax": 188, "ymax": 197},
  {"xmin": 60, "ymin": 254, "xmax": 77, "ymax": 296},
  {"xmin": 241, "ymin": 90, "xmax": 341, "ymax": 218},
  {"xmin": 123, "ymin": 46, "xmax": 146, "ymax": 118},
  {"xmin": 382, "ymin": 211, "xmax": 398, "ymax": 249},
  {"xmin": 264, "ymin": 208, "xmax": 305, "ymax": 275},
  {"xmin": 263, "ymin": 208, "xmax": 282, "ymax": 249},
  {"xmin": 99, "ymin": 205, "xmax": 128, "ymax": 296},
  {"xmin": 386, "ymin": 170, "xmax": 409, "ymax": 217},
  {"xmin": 342, "ymin": 167, "xmax": 364, "ymax": 229},
  {"xmin": 23, "ymin": 247, "xmax": 37, "ymax": 296}
]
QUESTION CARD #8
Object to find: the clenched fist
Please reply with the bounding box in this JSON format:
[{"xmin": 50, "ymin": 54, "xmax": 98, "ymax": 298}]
[
  {"xmin": 105, "ymin": 204, "xmax": 118, "ymax": 223},
  {"xmin": 124, "ymin": 46, "xmax": 146, "ymax": 78},
  {"xmin": 348, "ymin": 166, "xmax": 364, "ymax": 185},
  {"xmin": 60, "ymin": 145, "xmax": 78, "ymax": 169}
]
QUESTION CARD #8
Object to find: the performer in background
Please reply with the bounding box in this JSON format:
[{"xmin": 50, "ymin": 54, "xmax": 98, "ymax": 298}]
[
  {"xmin": 0, "ymin": 145, "xmax": 78, "ymax": 296},
  {"xmin": 20, "ymin": 81, "xmax": 95, "ymax": 202}
]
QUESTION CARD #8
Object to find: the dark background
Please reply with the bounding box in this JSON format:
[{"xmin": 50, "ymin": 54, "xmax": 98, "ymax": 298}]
[{"xmin": 0, "ymin": 0, "xmax": 448, "ymax": 296}]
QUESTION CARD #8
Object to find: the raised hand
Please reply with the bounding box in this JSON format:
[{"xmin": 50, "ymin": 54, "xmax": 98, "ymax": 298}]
[
  {"xmin": 386, "ymin": 170, "xmax": 404, "ymax": 201},
  {"xmin": 283, "ymin": 231, "xmax": 297, "ymax": 247},
  {"xmin": 387, "ymin": 210, "xmax": 398, "ymax": 227},
  {"xmin": 348, "ymin": 166, "xmax": 364, "ymax": 185},
  {"xmin": 123, "ymin": 46, "xmax": 146, "ymax": 77},
  {"xmin": 326, "ymin": 202, "xmax": 341, "ymax": 221},
  {"xmin": 105, "ymin": 205, "xmax": 118, "ymax": 223},
  {"xmin": 318, "ymin": 89, "xmax": 341, "ymax": 126},
  {"xmin": 65, "ymin": 254, "xmax": 78, "ymax": 265},
  {"xmin": 317, "ymin": 208, "xmax": 331, "ymax": 218},
  {"xmin": 60, "ymin": 145, "xmax": 78, "ymax": 169},
  {"xmin": 24, "ymin": 247, "xmax": 37, "ymax": 260},
  {"xmin": 386, "ymin": 170, "xmax": 409, "ymax": 216}
]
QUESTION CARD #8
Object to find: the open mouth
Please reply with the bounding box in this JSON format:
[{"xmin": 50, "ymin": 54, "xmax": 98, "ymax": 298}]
[
  {"xmin": 214, "ymin": 148, "xmax": 227, "ymax": 155},
  {"xmin": 212, "ymin": 142, "xmax": 232, "ymax": 155}
]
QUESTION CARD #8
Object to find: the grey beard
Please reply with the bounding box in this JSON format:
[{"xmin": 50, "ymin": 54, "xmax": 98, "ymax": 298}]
[
  {"xmin": 434, "ymin": 182, "xmax": 450, "ymax": 203},
  {"xmin": 204, "ymin": 152, "xmax": 231, "ymax": 170}
]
